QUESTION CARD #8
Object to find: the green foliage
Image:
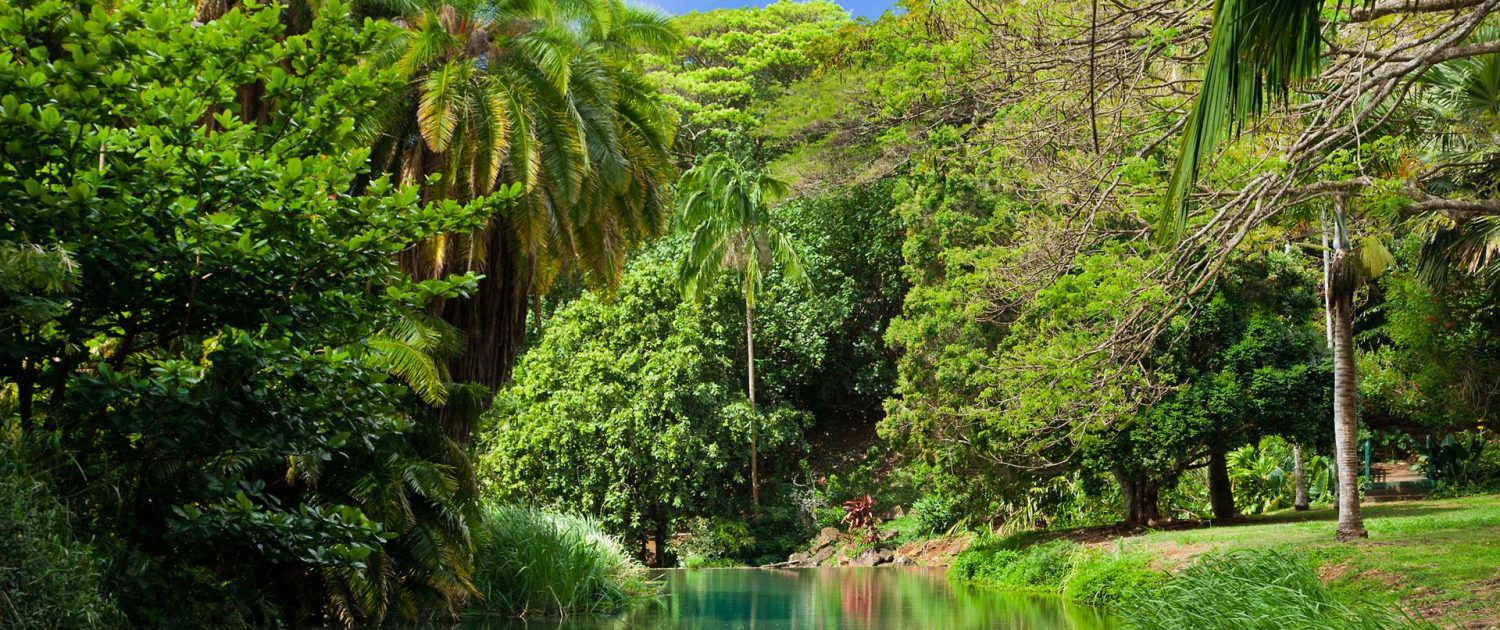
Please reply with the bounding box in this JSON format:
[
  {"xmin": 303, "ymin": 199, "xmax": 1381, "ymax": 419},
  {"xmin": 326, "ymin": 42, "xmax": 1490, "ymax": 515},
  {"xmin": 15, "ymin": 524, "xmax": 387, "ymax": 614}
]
[
  {"xmin": 1061, "ymin": 550, "xmax": 1167, "ymax": 610},
  {"xmin": 1363, "ymin": 249, "xmax": 1500, "ymax": 428},
  {"xmin": 1422, "ymin": 432, "xmax": 1500, "ymax": 496},
  {"xmin": 0, "ymin": 0, "xmax": 503, "ymax": 623},
  {"xmin": 1127, "ymin": 550, "xmax": 1431, "ymax": 630},
  {"xmin": 0, "ymin": 443, "xmax": 120, "ymax": 629},
  {"xmin": 668, "ymin": 516, "xmax": 755, "ymax": 568},
  {"xmin": 470, "ymin": 505, "xmax": 658, "ymax": 618},
  {"xmin": 1227, "ymin": 437, "xmax": 1333, "ymax": 514},
  {"xmin": 646, "ymin": 0, "xmax": 850, "ymax": 154},
  {"xmin": 909, "ymin": 494, "xmax": 959, "ymax": 536},
  {"xmin": 949, "ymin": 540, "xmax": 1079, "ymax": 592},
  {"xmin": 476, "ymin": 243, "xmax": 811, "ymax": 552}
]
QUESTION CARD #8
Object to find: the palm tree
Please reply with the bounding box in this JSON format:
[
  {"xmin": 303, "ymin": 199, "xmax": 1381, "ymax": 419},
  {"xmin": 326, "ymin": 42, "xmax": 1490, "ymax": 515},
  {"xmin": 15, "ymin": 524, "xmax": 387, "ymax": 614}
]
[
  {"xmin": 1414, "ymin": 25, "xmax": 1500, "ymax": 286},
  {"xmin": 362, "ymin": 0, "xmax": 680, "ymax": 439},
  {"xmin": 672, "ymin": 153, "xmax": 810, "ymax": 511},
  {"xmin": 1158, "ymin": 0, "xmax": 1378, "ymax": 540}
]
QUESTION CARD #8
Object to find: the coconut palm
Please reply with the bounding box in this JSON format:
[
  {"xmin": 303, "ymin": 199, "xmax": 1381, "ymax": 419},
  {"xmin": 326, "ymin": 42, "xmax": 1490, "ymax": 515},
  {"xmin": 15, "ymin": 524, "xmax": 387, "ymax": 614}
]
[
  {"xmin": 362, "ymin": 0, "xmax": 680, "ymax": 439},
  {"xmin": 672, "ymin": 152, "xmax": 810, "ymax": 511},
  {"xmin": 1159, "ymin": 0, "xmax": 1379, "ymax": 540}
]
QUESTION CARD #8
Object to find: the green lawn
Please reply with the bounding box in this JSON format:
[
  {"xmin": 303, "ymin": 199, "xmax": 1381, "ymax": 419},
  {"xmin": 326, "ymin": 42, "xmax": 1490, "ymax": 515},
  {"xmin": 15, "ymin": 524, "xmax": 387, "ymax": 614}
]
[{"xmin": 1110, "ymin": 496, "xmax": 1500, "ymax": 627}]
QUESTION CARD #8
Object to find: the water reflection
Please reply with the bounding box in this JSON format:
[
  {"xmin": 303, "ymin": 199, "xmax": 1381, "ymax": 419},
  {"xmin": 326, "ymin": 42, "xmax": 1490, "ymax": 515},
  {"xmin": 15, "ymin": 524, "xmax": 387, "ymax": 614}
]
[{"xmin": 472, "ymin": 567, "xmax": 1116, "ymax": 630}]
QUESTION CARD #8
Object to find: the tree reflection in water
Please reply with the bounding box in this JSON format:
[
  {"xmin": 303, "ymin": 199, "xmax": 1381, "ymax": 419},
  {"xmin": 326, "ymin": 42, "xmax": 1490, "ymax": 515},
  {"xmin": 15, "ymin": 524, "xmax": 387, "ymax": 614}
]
[{"xmin": 470, "ymin": 566, "xmax": 1117, "ymax": 629}]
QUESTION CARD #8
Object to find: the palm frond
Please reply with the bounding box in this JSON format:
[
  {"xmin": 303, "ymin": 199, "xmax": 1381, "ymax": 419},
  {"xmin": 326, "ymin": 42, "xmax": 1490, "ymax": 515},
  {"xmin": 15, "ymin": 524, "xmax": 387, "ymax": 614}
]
[{"xmin": 1160, "ymin": 0, "xmax": 1327, "ymax": 239}]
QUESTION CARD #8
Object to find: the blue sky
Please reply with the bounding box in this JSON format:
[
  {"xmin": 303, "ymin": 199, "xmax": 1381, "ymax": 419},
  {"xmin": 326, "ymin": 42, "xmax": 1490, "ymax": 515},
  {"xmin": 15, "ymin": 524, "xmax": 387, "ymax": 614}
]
[{"xmin": 644, "ymin": 0, "xmax": 896, "ymax": 20}]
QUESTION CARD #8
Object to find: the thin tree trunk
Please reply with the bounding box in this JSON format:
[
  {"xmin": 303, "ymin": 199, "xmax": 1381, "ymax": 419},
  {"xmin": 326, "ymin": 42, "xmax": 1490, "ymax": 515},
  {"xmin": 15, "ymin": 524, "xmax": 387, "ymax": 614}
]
[
  {"xmin": 1320, "ymin": 209, "xmax": 1339, "ymax": 514},
  {"xmin": 746, "ymin": 300, "xmax": 760, "ymax": 513},
  {"xmin": 1329, "ymin": 200, "xmax": 1367, "ymax": 541},
  {"xmin": 1207, "ymin": 450, "xmax": 1237, "ymax": 521},
  {"xmin": 1293, "ymin": 443, "xmax": 1310, "ymax": 510}
]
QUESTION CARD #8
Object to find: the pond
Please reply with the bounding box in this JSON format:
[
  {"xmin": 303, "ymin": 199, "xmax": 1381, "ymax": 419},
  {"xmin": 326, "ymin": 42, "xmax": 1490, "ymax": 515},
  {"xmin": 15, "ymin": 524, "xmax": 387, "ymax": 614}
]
[{"xmin": 480, "ymin": 567, "xmax": 1117, "ymax": 629}]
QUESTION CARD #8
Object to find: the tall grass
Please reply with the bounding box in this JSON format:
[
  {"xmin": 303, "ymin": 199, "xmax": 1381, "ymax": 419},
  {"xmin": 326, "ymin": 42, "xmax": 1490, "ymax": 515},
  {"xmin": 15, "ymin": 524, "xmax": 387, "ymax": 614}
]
[
  {"xmin": 0, "ymin": 441, "xmax": 120, "ymax": 628},
  {"xmin": 1126, "ymin": 549, "xmax": 1434, "ymax": 630},
  {"xmin": 470, "ymin": 505, "xmax": 659, "ymax": 618}
]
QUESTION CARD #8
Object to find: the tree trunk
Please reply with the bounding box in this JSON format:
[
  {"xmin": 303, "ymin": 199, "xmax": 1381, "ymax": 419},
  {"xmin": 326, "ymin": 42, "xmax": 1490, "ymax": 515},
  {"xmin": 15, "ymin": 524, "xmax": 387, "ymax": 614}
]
[
  {"xmin": 1328, "ymin": 200, "xmax": 1367, "ymax": 541},
  {"xmin": 1293, "ymin": 443, "xmax": 1310, "ymax": 511},
  {"xmin": 1115, "ymin": 470, "xmax": 1160, "ymax": 527},
  {"xmin": 1330, "ymin": 276, "xmax": 1367, "ymax": 540},
  {"xmin": 439, "ymin": 217, "xmax": 531, "ymax": 443},
  {"xmin": 1207, "ymin": 450, "xmax": 1237, "ymax": 521},
  {"xmin": 746, "ymin": 300, "xmax": 760, "ymax": 513}
]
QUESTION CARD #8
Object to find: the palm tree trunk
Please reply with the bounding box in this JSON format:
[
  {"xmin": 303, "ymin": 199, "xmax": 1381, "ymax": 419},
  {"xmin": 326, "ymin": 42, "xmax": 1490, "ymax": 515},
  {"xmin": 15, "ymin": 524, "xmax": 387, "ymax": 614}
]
[
  {"xmin": 746, "ymin": 300, "xmax": 759, "ymax": 513},
  {"xmin": 439, "ymin": 217, "xmax": 531, "ymax": 442},
  {"xmin": 1293, "ymin": 443, "xmax": 1310, "ymax": 510},
  {"xmin": 1329, "ymin": 201, "xmax": 1367, "ymax": 541}
]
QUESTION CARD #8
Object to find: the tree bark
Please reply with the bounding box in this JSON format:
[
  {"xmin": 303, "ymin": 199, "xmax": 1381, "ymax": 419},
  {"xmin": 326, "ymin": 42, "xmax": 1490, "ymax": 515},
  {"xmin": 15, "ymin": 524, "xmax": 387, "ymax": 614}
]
[
  {"xmin": 1207, "ymin": 450, "xmax": 1237, "ymax": 521},
  {"xmin": 1330, "ymin": 277, "xmax": 1367, "ymax": 540},
  {"xmin": 746, "ymin": 300, "xmax": 759, "ymax": 513},
  {"xmin": 439, "ymin": 217, "xmax": 531, "ymax": 443},
  {"xmin": 1115, "ymin": 470, "xmax": 1160, "ymax": 527},
  {"xmin": 1293, "ymin": 443, "xmax": 1311, "ymax": 511},
  {"xmin": 1329, "ymin": 199, "xmax": 1367, "ymax": 541}
]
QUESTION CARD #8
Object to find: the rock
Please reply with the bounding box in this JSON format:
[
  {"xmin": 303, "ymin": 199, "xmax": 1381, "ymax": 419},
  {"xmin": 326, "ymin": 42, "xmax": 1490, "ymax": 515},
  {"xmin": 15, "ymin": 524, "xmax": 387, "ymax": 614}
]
[
  {"xmin": 851, "ymin": 549, "xmax": 896, "ymax": 566},
  {"xmin": 788, "ymin": 551, "xmax": 809, "ymax": 565},
  {"xmin": 810, "ymin": 544, "xmax": 836, "ymax": 566},
  {"xmin": 891, "ymin": 554, "xmax": 917, "ymax": 566},
  {"xmin": 813, "ymin": 527, "xmax": 841, "ymax": 548}
]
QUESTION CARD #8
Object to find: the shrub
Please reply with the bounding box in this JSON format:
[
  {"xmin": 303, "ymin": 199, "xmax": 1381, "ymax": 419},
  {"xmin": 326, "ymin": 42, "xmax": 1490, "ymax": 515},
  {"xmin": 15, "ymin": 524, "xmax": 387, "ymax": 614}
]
[
  {"xmin": 910, "ymin": 494, "xmax": 959, "ymax": 536},
  {"xmin": 669, "ymin": 517, "xmax": 754, "ymax": 568},
  {"xmin": 0, "ymin": 444, "xmax": 120, "ymax": 628},
  {"xmin": 1062, "ymin": 550, "xmax": 1166, "ymax": 610},
  {"xmin": 1126, "ymin": 549, "xmax": 1432, "ymax": 630},
  {"xmin": 470, "ymin": 506, "xmax": 659, "ymax": 618}
]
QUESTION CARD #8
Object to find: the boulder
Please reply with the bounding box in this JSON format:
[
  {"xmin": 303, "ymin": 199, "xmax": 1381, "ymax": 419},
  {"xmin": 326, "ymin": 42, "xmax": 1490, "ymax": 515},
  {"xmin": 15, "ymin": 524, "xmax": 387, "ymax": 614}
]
[
  {"xmin": 812, "ymin": 527, "xmax": 841, "ymax": 548},
  {"xmin": 851, "ymin": 549, "xmax": 896, "ymax": 566}
]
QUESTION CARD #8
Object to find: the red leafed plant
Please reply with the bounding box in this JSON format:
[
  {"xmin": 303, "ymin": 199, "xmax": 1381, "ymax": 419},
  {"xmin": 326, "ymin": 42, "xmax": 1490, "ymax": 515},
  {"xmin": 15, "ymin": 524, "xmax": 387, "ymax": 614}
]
[{"xmin": 841, "ymin": 494, "xmax": 878, "ymax": 542}]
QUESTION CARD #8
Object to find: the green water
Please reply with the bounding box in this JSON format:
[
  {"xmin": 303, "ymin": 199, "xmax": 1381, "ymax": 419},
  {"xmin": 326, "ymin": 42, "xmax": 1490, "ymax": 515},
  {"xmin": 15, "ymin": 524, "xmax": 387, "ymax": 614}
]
[{"xmin": 482, "ymin": 567, "xmax": 1117, "ymax": 629}]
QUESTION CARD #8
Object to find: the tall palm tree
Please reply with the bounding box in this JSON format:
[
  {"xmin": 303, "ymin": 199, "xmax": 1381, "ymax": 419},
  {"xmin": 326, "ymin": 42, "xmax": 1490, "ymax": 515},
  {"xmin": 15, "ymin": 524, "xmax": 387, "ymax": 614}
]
[
  {"xmin": 1158, "ymin": 0, "xmax": 1376, "ymax": 540},
  {"xmin": 361, "ymin": 0, "xmax": 680, "ymax": 439},
  {"xmin": 672, "ymin": 152, "xmax": 810, "ymax": 511}
]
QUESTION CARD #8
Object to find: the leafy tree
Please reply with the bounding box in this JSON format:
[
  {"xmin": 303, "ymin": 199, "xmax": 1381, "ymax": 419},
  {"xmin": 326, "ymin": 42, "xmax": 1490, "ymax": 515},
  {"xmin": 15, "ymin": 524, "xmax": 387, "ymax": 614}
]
[
  {"xmin": 476, "ymin": 244, "xmax": 810, "ymax": 559},
  {"xmin": 0, "ymin": 1, "xmax": 506, "ymax": 623},
  {"xmin": 672, "ymin": 152, "xmax": 811, "ymax": 511},
  {"xmin": 644, "ymin": 0, "xmax": 850, "ymax": 156}
]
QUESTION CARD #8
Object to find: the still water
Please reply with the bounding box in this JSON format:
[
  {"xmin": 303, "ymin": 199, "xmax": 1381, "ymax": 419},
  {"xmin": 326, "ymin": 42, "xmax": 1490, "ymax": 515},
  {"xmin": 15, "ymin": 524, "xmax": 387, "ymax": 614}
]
[{"xmin": 483, "ymin": 567, "xmax": 1117, "ymax": 629}]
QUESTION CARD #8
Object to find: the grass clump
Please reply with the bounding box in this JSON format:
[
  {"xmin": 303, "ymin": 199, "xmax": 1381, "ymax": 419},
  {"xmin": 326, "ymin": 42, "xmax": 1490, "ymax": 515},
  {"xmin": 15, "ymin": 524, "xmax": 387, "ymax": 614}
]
[
  {"xmin": 1126, "ymin": 549, "xmax": 1431, "ymax": 630},
  {"xmin": 0, "ymin": 443, "xmax": 120, "ymax": 629},
  {"xmin": 1062, "ymin": 549, "xmax": 1166, "ymax": 609},
  {"xmin": 470, "ymin": 505, "xmax": 659, "ymax": 618},
  {"xmin": 950, "ymin": 539, "xmax": 1078, "ymax": 591}
]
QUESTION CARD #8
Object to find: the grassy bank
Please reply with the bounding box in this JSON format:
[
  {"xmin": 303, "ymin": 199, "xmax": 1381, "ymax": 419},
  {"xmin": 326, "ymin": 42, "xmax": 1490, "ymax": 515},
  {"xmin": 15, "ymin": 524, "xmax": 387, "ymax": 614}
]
[
  {"xmin": 950, "ymin": 494, "xmax": 1500, "ymax": 628},
  {"xmin": 470, "ymin": 506, "xmax": 660, "ymax": 618}
]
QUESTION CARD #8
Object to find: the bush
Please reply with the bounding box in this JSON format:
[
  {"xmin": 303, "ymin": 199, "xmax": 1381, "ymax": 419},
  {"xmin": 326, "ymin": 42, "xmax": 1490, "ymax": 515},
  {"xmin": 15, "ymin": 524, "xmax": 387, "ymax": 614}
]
[
  {"xmin": 470, "ymin": 506, "xmax": 659, "ymax": 618},
  {"xmin": 910, "ymin": 494, "xmax": 958, "ymax": 536},
  {"xmin": 1062, "ymin": 550, "xmax": 1166, "ymax": 610},
  {"xmin": 0, "ymin": 444, "xmax": 120, "ymax": 628},
  {"xmin": 1127, "ymin": 549, "xmax": 1432, "ymax": 630},
  {"xmin": 669, "ymin": 517, "xmax": 754, "ymax": 568}
]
